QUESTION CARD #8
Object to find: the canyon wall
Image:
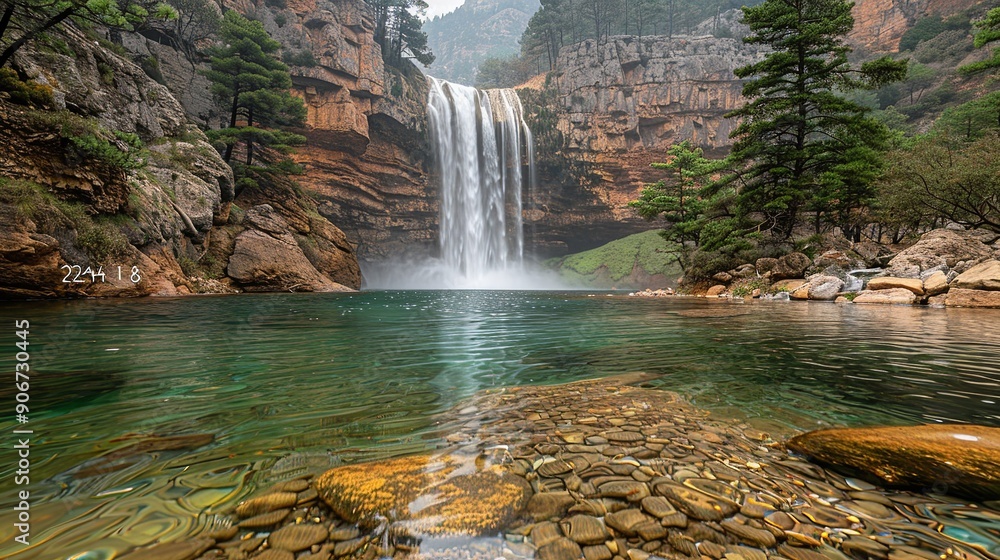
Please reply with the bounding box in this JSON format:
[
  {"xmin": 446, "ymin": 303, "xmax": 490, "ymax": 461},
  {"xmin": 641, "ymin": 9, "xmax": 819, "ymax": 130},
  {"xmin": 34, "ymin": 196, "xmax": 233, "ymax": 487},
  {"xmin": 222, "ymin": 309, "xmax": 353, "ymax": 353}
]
[
  {"xmin": 521, "ymin": 36, "xmax": 767, "ymax": 255},
  {"xmin": 229, "ymin": 0, "xmax": 436, "ymax": 262},
  {"xmin": 848, "ymin": 0, "xmax": 984, "ymax": 53}
]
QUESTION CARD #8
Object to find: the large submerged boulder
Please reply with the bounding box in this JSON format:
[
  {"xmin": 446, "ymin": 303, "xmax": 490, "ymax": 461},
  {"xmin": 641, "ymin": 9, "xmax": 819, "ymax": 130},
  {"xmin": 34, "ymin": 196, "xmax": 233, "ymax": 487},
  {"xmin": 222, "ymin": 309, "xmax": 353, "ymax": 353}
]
[
  {"xmin": 314, "ymin": 454, "xmax": 532, "ymax": 535},
  {"xmin": 787, "ymin": 424, "xmax": 1000, "ymax": 500}
]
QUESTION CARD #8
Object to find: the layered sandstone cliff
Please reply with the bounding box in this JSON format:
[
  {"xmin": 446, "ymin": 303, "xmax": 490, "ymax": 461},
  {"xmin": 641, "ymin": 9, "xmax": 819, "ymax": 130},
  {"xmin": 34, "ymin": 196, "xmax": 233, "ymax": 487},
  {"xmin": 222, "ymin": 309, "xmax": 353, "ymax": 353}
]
[
  {"xmin": 1, "ymin": 22, "xmax": 361, "ymax": 297},
  {"xmin": 848, "ymin": 0, "xmax": 984, "ymax": 53},
  {"xmin": 521, "ymin": 36, "xmax": 767, "ymax": 254},
  {"xmin": 218, "ymin": 0, "xmax": 436, "ymax": 261}
]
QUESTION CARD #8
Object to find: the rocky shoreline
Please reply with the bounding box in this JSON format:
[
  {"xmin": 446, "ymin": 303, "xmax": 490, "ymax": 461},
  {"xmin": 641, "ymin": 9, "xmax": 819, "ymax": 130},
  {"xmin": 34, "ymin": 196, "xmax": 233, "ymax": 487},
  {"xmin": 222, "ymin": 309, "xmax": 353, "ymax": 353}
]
[
  {"xmin": 633, "ymin": 228, "xmax": 1000, "ymax": 309},
  {"xmin": 121, "ymin": 373, "xmax": 1000, "ymax": 560}
]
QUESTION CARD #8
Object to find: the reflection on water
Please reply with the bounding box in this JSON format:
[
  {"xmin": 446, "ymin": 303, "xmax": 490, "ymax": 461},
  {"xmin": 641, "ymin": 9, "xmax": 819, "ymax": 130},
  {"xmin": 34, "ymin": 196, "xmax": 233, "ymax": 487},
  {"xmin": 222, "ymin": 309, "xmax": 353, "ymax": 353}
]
[{"xmin": 0, "ymin": 292, "xmax": 999, "ymax": 558}]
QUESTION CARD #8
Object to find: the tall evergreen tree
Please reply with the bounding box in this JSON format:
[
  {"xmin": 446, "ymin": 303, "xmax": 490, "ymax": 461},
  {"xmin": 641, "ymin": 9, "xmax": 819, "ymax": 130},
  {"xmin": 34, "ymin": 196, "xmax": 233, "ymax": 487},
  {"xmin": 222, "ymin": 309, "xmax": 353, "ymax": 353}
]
[
  {"xmin": 203, "ymin": 11, "xmax": 306, "ymax": 196},
  {"xmin": 365, "ymin": 0, "xmax": 433, "ymax": 67},
  {"xmin": 722, "ymin": 0, "xmax": 906, "ymax": 240}
]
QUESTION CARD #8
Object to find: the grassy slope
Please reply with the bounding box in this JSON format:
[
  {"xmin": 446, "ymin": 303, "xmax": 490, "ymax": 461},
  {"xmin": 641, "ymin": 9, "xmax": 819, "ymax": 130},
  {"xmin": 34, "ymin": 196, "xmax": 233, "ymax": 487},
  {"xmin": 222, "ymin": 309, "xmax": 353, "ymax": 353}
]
[{"xmin": 546, "ymin": 230, "xmax": 683, "ymax": 288}]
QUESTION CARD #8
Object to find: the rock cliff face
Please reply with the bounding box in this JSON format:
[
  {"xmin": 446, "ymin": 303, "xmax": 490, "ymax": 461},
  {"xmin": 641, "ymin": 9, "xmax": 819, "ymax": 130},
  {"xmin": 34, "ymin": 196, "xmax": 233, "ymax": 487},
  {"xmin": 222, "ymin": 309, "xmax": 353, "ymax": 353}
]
[
  {"xmin": 0, "ymin": 23, "xmax": 360, "ymax": 297},
  {"xmin": 522, "ymin": 36, "xmax": 766, "ymax": 253},
  {"xmin": 221, "ymin": 0, "xmax": 435, "ymax": 262},
  {"xmin": 848, "ymin": 0, "xmax": 983, "ymax": 52}
]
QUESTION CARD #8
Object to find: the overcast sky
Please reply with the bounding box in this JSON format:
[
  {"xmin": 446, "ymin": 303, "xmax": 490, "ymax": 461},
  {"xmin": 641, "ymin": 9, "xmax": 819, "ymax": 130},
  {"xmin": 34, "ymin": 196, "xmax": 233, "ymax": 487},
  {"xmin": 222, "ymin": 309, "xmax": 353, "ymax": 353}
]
[{"xmin": 423, "ymin": 0, "xmax": 465, "ymax": 20}]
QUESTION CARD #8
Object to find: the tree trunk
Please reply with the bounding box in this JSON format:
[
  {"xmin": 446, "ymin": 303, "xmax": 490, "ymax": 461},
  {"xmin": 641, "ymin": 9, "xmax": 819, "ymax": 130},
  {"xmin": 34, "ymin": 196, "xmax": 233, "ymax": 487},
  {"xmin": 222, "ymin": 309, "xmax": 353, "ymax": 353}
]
[
  {"xmin": 0, "ymin": 6, "xmax": 77, "ymax": 68},
  {"xmin": 245, "ymin": 107, "xmax": 254, "ymax": 166},
  {"xmin": 0, "ymin": 4, "xmax": 15, "ymax": 46},
  {"xmin": 223, "ymin": 89, "xmax": 241, "ymax": 163}
]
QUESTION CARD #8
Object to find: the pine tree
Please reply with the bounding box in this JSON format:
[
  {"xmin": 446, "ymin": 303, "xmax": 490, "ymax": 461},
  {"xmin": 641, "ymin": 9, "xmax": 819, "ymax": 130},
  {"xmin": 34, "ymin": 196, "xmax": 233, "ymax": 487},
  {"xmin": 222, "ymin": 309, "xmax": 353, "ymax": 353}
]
[
  {"xmin": 365, "ymin": 0, "xmax": 434, "ymax": 67},
  {"xmin": 722, "ymin": 0, "xmax": 906, "ymax": 240},
  {"xmin": 959, "ymin": 7, "xmax": 1000, "ymax": 76},
  {"xmin": 203, "ymin": 11, "xmax": 306, "ymax": 196},
  {"xmin": 629, "ymin": 141, "xmax": 712, "ymax": 270}
]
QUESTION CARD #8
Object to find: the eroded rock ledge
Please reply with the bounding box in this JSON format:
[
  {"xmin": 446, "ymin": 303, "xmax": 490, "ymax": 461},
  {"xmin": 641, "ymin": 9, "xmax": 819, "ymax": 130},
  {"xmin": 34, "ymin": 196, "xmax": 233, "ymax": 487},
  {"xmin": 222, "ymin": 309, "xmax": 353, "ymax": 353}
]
[{"xmin": 132, "ymin": 373, "xmax": 1000, "ymax": 560}]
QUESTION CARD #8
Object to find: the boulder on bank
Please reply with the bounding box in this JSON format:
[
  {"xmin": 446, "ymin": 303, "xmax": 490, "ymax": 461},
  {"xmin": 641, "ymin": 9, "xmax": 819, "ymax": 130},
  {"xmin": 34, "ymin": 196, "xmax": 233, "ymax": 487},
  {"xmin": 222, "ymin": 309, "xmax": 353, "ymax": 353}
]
[
  {"xmin": 866, "ymin": 277, "xmax": 924, "ymax": 296},
  {"xmin": 951, "ymin": 259, "xmax": 1000, "ymax": 291},
  {"xmin": 790, "ymin": 275, "xmax": 843, "ymax": 300},
  {"xmin": 227, "ymin": 205, "xmax": 355, "ymax": 293},
  {"xmin": 852, "ymin": 288, "xmax": 917, "ymax": 305},
  {"xmin": 787, "ymin": 424, "xmax": 1000, "ymax": 500},
  {"xmin": 945, "ymin": 288, "xmax": 1000, "ymax": 308},
  {"xmin": 770, "ymin": 252, "xmax": 811, "ymax": 280},
  {"xmin": 706, "ymin": 284, "xmax": 727, "ymax": 296},
  {"xmin": 772, "ymin": 279, "xmax": 807, "ymax": 292},
  {"xmin": 922, "ymin": 271, "xmax": 949, "ymax": 296},
  {"xmin": 884, "ymin": 229, "xmax": 993, "ymax": 278}
]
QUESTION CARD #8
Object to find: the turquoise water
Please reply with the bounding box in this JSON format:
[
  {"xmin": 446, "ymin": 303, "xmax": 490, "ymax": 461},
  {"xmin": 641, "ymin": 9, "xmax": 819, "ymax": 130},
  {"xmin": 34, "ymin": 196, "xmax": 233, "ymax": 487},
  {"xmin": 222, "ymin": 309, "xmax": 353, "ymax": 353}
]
[{"xmin": 1, "ymin": 291, "xmax": 999, "ymax": 558}]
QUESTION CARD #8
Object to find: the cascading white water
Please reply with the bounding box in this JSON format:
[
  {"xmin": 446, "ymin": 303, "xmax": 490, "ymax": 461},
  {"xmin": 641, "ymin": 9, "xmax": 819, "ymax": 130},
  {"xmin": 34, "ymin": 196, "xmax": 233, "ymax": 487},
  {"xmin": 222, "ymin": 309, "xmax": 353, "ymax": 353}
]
[{"xmin": 426, "ymin": 77, "xmax": 536, "ymax": 287}]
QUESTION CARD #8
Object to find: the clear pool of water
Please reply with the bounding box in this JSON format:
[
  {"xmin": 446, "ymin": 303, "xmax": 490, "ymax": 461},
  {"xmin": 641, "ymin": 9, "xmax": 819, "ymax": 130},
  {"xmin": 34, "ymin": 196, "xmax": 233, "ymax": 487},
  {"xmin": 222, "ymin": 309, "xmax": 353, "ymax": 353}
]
[{"xmin": 1, "ymin": 291, "xmax": 998, "ymax": 558}]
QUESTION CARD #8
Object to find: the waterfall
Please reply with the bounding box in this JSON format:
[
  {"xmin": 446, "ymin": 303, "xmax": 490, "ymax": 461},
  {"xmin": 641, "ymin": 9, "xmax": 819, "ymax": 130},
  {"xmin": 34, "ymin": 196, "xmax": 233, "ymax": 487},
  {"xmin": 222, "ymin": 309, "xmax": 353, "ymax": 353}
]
[{"xmin": 426, "ymin": 77, "xmax": 535, "ymax": 287}]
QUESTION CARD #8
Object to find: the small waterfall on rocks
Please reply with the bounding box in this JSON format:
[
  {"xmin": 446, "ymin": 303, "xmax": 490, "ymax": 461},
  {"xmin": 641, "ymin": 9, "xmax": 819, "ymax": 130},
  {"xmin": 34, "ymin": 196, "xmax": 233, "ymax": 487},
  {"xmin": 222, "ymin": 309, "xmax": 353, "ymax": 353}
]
[{"xmin": 426, "ymin": 77, "xmax": 535, "ymax": 287}]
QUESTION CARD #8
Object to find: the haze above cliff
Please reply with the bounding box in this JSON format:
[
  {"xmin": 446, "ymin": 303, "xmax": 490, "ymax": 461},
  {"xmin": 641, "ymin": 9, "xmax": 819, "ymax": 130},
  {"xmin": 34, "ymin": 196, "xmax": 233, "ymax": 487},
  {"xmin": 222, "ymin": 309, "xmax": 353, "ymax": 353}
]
[{"xmin": 424, "ymin": 0, "xmax": 539, "ymax": 84}]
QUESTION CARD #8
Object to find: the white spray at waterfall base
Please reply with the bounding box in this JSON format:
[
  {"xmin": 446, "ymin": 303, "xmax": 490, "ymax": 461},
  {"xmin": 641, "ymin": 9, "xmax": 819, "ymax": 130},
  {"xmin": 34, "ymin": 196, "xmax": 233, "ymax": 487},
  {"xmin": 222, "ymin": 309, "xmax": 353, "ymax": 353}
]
[{"xmin": 364, "ymin": 77, "xmax": 568, "ymax": 290}]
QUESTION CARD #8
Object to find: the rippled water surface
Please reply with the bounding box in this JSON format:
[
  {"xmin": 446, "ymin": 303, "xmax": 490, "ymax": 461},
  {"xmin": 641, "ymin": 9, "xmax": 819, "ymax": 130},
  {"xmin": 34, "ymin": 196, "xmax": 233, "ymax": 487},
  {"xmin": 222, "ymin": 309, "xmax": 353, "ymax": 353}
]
[{"xmin": 1, "ymin": 291, "xmax": 999, "ymax": 558}]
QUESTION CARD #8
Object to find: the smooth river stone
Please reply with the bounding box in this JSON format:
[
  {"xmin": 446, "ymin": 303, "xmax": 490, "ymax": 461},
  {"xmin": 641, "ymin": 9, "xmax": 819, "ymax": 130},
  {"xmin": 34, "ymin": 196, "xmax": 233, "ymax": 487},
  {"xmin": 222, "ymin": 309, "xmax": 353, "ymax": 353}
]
[
  {"xmin": 720, "ymin": 520, "xmax": 776, "ymax": 548},
  {"xmin": 604, "ymin": 508, "xmax": 652, "ymax": 536},
  {"xmin": 314, "ymin": 454, "xmax": 532, "ymax": 533},
  {"xmin": 787, "ymin": 424, "xmax": 1000, "ymax": 500},
  {"xmin": 538, "ymin": 537, "xmax": 585, "ymax": 560},
  {"xmin": 598, "ymin": 480, "xmax": 650, "ymax": 502},
  {"xmin": 561, "ymin": 514, "xmax": 612, "ymax": 545},
  {"xmin": 255, "ymin": 550, "xmax": 294, "ymax": 560},
  {"xmin": 268, "ymin": 523, "xmax": 329, "ymax": 551},
  {"xmin": 237, "ymin": 508, "xmax": 290, "ymax": 529},
  {"xmin": 528, "ymin": 491, "xmax": 577, "ymax": 521},
  {"xmin": 118, "ymin": 537, "xmax": 215, "ymax": 560},
  {"xmin": 234, "ymin": 492, "xmax": 298, "ymax": 518},
  {"xmin": 654, "ymin": 481, "xmax": 737, "ymax": 521},
  {"xmin": 640, "ymin": 496, "xmax": 677, "ymax": 518}
]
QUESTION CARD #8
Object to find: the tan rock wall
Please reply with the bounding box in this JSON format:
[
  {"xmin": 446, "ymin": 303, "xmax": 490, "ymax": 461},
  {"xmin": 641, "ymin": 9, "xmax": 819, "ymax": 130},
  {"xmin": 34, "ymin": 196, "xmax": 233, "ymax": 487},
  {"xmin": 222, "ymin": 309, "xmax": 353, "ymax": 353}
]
[
  {"xmin": 848, "ymin": 0, "xmax": 984, "ymax": 52},
  {"xmin": 528, "ymin": 36, "xmax": 767, "ymax": 249}
]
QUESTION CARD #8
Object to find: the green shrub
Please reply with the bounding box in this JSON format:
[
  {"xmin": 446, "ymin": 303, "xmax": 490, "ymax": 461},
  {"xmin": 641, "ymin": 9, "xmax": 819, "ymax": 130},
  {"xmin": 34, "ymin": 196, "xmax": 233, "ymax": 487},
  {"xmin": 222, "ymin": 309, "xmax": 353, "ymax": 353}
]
[
  {"xmin": 0, "ymin": 178, "xmax": 47, "ymax": 218},
  {"xmin": 899, "ymin": 16, "xmax": 947, "ymax": 52},
  {"xmin": 281, "ymin": 49, "xmax": 317, "ymax": 67},
  {"xmin": 37, "ymin": 33, "xmax": 73, "ymax": 56},
  {"xmin": 0, "ymin": 179, "xmax": 132, "ymax": 263},
  {"xmin": 76, "ymin": 219, "xmax": 130, "ymax": 262},
  {"xmin": 140, "ymin": 56, "xmax": 166, "ymax": 85},
  {"xmin": 177, "ymin": 255, "xmax": 199, "ymax": 276},
  {"xmin": 68, "ymin": 131, "xmax": 146, "ymax": 171},
  {"xmin": 0, "ymin": 69, "xmax": 55, "ymax": 107},
  {"xmin": 96, "ymin": 37, "xmax": 129, "ymax": 58},
  {"xmin": 24, "ymin": 109, "xmax": 147, "ymax": 171},
  {"xmin": 97, "ymin": 62, "xmax": 115, "ymax": 85},
  {"xmin": 730, "ymin": 277, "xmax": 769, "ymax": 298}
]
